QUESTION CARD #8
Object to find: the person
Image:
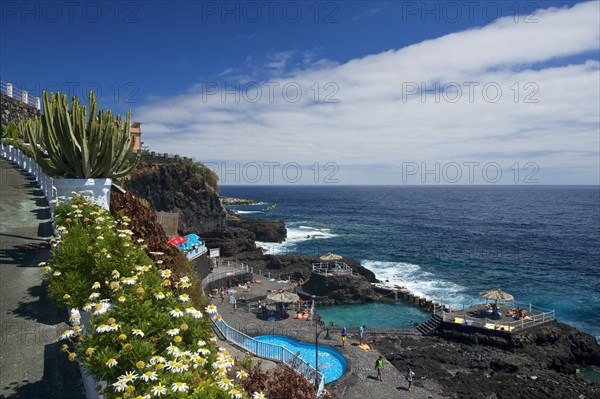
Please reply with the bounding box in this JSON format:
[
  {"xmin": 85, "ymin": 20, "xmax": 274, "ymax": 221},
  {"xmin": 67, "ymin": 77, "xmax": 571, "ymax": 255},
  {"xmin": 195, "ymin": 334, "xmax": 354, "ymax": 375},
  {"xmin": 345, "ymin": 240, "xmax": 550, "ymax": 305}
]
[
  {"xmin": 406, "ymin": 367, "xmax": 415, "ymax": 390},
  {"xmin": 341, "ymin": 326, "xmax": 347, "ymax": 347},
  {"xmin": 229, "ymin": 293, "xmax": 237, "ymax": 313},
  {"xmin": 359, "ymin": 324, "xmax": 366, "ymax": 345},
  {"xmin": 375, "ymin": 355, "xmax": 383, "ymax": 381},
  {"xmin": 220, "ymin": 288, "xmax": 225, "ymax": 304}
]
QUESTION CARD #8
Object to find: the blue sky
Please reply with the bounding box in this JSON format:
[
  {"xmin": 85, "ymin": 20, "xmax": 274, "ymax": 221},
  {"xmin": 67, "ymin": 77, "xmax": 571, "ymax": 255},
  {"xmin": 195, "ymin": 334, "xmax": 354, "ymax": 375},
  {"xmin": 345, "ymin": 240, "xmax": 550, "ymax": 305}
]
[{"xmin": 1, "ymin": 1, "xmax": 599, "ymax": 184}]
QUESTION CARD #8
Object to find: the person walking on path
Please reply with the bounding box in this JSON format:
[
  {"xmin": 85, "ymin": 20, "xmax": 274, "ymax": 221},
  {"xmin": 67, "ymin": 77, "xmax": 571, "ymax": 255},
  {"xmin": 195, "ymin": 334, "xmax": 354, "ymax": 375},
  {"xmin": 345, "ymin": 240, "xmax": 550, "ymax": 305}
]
[
  {"xmin": 359, "ymin": 324, "xmax": 366, "ymax": 345},
  {"xmin": 220, "ymin": 288, "xmax": 225, "ymax": 304},
  {"xmin": 406, "ymin": 367, "xmax": 415, "ymax": 390},
  {"xmin": 375, "ymin": 355, "xmax": 384, "ymax": 381},
  {"xmin": 229, "ymin": 293, "xmax": 237, "ymax": 313},
  {"xmin": 341, "ymin": 326, "xmax": 347, "ymax": 347}
]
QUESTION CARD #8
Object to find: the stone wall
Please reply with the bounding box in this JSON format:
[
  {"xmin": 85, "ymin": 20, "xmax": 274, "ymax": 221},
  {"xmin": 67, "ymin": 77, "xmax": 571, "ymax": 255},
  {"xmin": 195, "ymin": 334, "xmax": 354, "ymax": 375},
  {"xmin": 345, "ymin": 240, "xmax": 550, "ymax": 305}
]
[{"xmin": 1, "ymin": 94, "xmax": 39, "ymax": 126}]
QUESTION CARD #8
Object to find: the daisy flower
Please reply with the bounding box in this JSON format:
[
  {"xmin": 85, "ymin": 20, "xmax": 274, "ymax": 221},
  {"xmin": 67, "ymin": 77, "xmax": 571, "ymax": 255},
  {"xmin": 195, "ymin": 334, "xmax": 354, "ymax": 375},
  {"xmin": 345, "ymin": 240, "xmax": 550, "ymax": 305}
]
[
  {"xmin": 151, "ymin": 383, "xmax": 167, "ymax": 396},
  {"xmin": 217, "ymin": 378, "xmax": 233, "ymax": 390},
  {"xmin": 53, "ymin": 271, "xmax": 62, "ymax": 277},
  {"xmin": 106, "ymin": 358, "xmax": 118, "ymax": 368},
  {"xmin": 96, "ymin": 324, "xmax": 110, "ymax": 333},
  {"xmin": 178, "ymin": 294, "xmax": 190, "ymax": 302},
  {"xmin": 132, "ymin": 328, "xmax": 144, "ymax": 337},
  {"xmin": 230, "ymin": 388, "xmax": 243, "ymax": 399},
  {"xmin": 167, "ymin": 328, "xmax": 180, "ymax": 337},
  {"xmin": 121, "ymin": 276, "xmax": 137, "ymax": 285},
  {"xmin": 112, "ymin": 379, "xmax": 127, "ymax": 392},
  {"xmin": 120, "ymin": 371, "xmax": 138, "ymax": 382},
  {"xmin": 171, "ymin": 382, "xmax": 189, "ymax": 393},
  {"xmin": 197, "ymin": 340, "xmax": 206, "ymax": 347},
  {"xmin": 89, "ymin": 292, "xmax": 100, "ymax": 300},
  {"xmin": 118, "ymin": 295, "xmax": 126, "ymax": 303},
  {"xmin": 154, "ymin": 292, "xmax": 165, "ymax": 300},
  {"xmin": 198, "ymin": 347, "xmax": 211, "ymax": 356},
  {"xmin": 140, "ymin": 371, "xmax": 158, "ymax": 382},
  {"xmin": 170, "ymin": 308, "xmax": 184, "ymax": 318},
  {"xmin": 60, "ymin": 329, "xmax": 76, "ymax": 340},
  {"xmin": 205, "ymin": 304, "xmax": 218, "ymax": 315},
  {"xmin": 160, "ymin": 269, "xmax": 172, "ymax": 279},
  {"xmin": 236, "ymin": 370, "xmax": 249, "ymax": 379},
  {"xmin": 253, "ymin": 392, "xmax": 266, "ymax": 399}
]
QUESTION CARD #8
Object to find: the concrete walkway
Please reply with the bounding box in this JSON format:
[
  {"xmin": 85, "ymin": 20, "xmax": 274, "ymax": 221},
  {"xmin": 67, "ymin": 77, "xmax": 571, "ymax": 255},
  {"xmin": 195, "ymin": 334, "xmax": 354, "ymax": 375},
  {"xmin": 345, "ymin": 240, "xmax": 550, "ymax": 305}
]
[
  {"xmin": 0, "ymin": 158, "xmax": 84, "ymax": 398},
  {"xmin": 209, "ymin": 277, "xmax": 448, "ymax": 399}
]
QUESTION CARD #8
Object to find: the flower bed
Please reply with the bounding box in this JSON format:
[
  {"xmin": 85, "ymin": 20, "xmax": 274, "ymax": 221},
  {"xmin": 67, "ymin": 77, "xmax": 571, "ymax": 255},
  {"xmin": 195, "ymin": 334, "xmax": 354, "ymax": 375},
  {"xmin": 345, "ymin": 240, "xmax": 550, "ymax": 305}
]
[{"xmin": 45, "ymin": 195, "xmax": 249, "ymax": 398}]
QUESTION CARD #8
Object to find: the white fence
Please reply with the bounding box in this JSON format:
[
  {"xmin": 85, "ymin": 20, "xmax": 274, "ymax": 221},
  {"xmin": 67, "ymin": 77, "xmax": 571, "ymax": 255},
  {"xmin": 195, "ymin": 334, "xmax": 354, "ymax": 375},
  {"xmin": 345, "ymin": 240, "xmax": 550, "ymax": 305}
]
[
  {"xmin": 212, "ymin": 316, "xmax": 325, "ymax": 396},
  {"xmin": 0, "ymin": 144, "xmax": 57, "ymax": 214},
  {"xmin": 1, "ymin": 80, "xmax": 41, "ymax": 110}
]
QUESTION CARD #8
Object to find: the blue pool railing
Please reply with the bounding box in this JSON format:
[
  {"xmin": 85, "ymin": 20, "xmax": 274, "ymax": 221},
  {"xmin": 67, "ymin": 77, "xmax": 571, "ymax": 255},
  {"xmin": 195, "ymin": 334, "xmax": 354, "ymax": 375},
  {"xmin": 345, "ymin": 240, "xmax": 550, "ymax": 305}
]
[{"xmin": 211, "ymin": 316, "xmax": 326, "ymax": 396}]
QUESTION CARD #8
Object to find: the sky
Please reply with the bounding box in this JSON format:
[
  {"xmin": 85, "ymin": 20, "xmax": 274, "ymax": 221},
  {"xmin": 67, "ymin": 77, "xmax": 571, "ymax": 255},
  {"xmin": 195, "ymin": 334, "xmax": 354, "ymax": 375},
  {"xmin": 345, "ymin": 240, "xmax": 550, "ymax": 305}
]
[{"xmin": 1, "ymin": 0, "xmax": 599, "ymax": 185}]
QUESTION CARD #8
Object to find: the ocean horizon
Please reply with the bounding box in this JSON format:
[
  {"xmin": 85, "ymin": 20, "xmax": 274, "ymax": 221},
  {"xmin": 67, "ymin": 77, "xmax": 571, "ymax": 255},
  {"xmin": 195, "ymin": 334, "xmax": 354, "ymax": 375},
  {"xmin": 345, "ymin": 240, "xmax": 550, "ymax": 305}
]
[{"xmin": 220, "ymin": 185, "xmax": 600, "ymax": 342}]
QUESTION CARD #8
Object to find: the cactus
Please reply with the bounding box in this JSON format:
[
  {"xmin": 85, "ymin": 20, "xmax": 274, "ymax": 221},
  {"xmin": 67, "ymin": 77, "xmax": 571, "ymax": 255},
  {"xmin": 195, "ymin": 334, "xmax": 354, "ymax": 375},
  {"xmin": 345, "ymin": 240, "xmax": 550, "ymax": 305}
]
[{"xmin": 25, "ymin": 90, "xmax": 139, "ymax": 178}]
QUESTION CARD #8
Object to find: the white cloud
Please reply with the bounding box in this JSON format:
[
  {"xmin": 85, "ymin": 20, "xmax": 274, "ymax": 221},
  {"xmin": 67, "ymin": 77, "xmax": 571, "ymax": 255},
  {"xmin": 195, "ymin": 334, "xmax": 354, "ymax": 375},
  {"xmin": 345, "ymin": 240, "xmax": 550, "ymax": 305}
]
[{"xmin": 137, "ymin": 1, "xmax": 600, "ymax": 184}]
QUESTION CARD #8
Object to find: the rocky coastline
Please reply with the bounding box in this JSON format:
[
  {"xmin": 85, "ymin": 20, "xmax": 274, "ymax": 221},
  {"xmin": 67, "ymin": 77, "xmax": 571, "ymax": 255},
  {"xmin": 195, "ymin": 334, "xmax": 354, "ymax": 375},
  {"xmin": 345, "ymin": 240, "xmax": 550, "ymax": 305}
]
[
  {"xmin": 122, "ymin": 160, "xmax": 599, "ymax": 397},
  {"xmin": 372, "ymin": 321, "xmax": 600, "ymax": 398}
]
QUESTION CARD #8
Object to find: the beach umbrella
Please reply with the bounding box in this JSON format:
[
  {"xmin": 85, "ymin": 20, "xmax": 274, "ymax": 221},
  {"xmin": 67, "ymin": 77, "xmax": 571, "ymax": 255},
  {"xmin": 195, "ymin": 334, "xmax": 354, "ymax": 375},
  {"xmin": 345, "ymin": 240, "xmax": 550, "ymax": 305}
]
[
  {"xmin": 320, "ymin": 253, "xmax": 342, "ymax": 261},
  {"xmin": 267, "ymin": 292, "xmax": 300, "ymax": 303},
  {"xmin": 168, "ymin": 236, "xmax": 189, "ymax": 246},
  {"xmin": 185, "ymin": 233, "xmax": 200, "ymax": 242},
  {"xmin": 480, "ymin": 288, "xmax": 514, "ymax": 305}
]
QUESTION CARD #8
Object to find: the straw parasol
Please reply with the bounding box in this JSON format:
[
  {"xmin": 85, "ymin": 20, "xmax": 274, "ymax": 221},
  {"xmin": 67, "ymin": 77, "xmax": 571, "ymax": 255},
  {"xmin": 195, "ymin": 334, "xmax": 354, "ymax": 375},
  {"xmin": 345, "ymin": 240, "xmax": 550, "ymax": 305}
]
[
  {"xmin": 267, "ymin": 292, "xmax": 300, "ymax": 303},
  {"xmin": 320, "ymin": 253, "xmax": 342, "ymax": 261},
  {"xmin": 480, "ymin": 288, "xmax": 514, "ymax": 305}
]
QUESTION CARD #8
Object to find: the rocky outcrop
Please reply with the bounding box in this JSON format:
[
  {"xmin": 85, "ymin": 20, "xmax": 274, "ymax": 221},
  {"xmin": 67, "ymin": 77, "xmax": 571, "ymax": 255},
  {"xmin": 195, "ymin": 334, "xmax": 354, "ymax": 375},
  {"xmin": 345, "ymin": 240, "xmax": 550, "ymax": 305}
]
[
  {"xmin": 227, "ymin": 212, "xmax": 286, "ymax": 242},
  {"xmin": 302, "ymin": 272, "xmax": 379, "ymax": 305},
  {"xmin": 1, "ymin": 93, "xmax": 39, "ymax": 126},
  {"xmin": 373, "ymin": 321, "xmax": 600, "ymax": 399},
  {"xmin": 201, "ymin": 227, "xmax": 263, "ymax": 259},
  {"xmin": 119, "ymin": 161, "xmax": 227, "ymax": 234},
  {"xmin": 221, "ymin": 197, "xmax": 261, "ymax": 205}
]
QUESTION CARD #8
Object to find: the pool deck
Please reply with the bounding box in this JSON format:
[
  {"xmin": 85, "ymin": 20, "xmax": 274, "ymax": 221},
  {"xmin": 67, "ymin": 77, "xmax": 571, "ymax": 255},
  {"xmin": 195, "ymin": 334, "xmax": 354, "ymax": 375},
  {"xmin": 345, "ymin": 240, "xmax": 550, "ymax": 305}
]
[{"xmin": 209, "ymin": 272, "xmax": 448, "ymax": 398}]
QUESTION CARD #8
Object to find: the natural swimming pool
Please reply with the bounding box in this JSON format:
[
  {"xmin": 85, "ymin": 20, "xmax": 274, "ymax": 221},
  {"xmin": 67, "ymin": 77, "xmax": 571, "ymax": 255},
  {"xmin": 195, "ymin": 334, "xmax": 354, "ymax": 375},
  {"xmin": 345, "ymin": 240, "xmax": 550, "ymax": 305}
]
[
  {"xmin": 253, "ymin": 335, "xmax": 347, "ymax": 383},
  {"xmin": 316, "ymin": 301, "xmax": 430, "ymax": 329}
]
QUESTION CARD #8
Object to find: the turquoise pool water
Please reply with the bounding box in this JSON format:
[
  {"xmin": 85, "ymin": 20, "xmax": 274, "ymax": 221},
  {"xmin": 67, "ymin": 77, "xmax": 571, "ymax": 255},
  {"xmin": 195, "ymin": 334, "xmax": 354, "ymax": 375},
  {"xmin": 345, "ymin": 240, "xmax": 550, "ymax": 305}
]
[
  {"xmin": 253, "ymin": 335, "xmax": 347, "ymax": 383},
  {"xmin": 317, "ymin": 301, "xmax": 430, "ymax": 328}
]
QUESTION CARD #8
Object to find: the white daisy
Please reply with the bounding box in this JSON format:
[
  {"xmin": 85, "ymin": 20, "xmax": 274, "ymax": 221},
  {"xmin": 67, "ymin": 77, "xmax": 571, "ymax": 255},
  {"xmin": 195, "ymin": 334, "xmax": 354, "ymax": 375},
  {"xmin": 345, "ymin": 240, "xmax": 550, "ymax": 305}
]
[
  {"xmin": 112, "ymin": 379, "xmax": 127, "ymax": 392},
  {"xmin": 132, "ymin": 328, "xmax": 144, "ymax": 337},
  {"xmin": 167, "ymin": 328, "xmax": 180, "ymax": 337},
  {"xmin": 151, "ymin": 383, "xmax": 167, "ymax": 396},
  {"xmin": 140, "ymin": 371, "xmax": 158, "ymax": 382},
  {"xmin": 205, "ymin": 304, "xmax": 218, "ymax": 315},
  {"xmin": 170, "ymin": 308, "xmax": 184, "ymax": 318},
  {"xmin": 171, "ymin": 382, "xmax": 189, "ymax": 392},
  {"xmin": 106, "ymin": 358, "xmax": 118, "ymax": 367}
]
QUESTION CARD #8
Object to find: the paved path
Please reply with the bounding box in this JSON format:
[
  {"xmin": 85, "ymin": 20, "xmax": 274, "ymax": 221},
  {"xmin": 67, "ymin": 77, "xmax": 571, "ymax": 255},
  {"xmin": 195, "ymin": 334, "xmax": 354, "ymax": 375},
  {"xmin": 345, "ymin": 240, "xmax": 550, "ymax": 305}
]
[
  {"xmin": 0, "ymin": 158, "xmax": 84, "ymax": 399},
  {"xmin": 208, "ymin": 276, "xmax": 448, "ymax": 399}
]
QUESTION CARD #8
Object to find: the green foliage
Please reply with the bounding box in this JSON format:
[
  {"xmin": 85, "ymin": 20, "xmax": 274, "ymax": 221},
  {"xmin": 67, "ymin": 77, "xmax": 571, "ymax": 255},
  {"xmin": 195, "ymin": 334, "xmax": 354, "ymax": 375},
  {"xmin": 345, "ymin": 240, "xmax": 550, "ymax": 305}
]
[
  {"xmin": 2, "ymin": 122, "xmax": 20, "ymax": 139},
  {"xmin": 240, "ymin": 365, "xmax": 327, "ymax": 399},
  {"xmin": 25, "ymin": 90, "xmax": 139, "ymax": 178},
  {"xmin": 45, "ymin": 196, "xmax": 244, "ymax": 398},
  {"xmin": 192, "ymin": 160, "xmax": 219, "ymax": 192}
]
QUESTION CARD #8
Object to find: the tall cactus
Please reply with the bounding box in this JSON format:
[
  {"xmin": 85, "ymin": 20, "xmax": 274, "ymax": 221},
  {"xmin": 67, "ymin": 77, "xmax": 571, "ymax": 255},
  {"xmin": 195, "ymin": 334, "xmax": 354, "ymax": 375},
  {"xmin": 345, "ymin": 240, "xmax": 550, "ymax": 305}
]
[{"xmin": 25, "ymin": 90, "xmax": 139, "ymax": 178}]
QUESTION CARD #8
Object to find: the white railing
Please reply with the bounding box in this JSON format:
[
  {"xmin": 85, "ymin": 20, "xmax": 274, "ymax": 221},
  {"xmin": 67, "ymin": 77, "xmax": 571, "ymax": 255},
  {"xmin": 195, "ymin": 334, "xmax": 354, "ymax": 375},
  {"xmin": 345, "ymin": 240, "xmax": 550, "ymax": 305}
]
[
  {"xmin": 1, "ymin": 80, "xmax": 41, "ymax": 110},
  {"xmin": 212, "ymin": 316, "xmax": 325, "ymax": 396},
  {"xmin": 0, "ymin": 143, "xmax": 57, "ymax": 215},
  {"xmin": 312, "ymin": 262, "xmax": 353, "ymax": 276},
  {"xmin": 200, "ymin": 263, "xmax": 251, "ymax": 292}
]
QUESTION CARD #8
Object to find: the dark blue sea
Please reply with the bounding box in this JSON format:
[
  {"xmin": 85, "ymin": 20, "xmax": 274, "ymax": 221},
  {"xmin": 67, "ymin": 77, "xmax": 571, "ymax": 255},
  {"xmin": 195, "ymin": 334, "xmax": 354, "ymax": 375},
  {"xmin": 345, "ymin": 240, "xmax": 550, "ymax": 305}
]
[{"xmin": 220, "ymin": 185, "xmax": 600, "ymax": 341}]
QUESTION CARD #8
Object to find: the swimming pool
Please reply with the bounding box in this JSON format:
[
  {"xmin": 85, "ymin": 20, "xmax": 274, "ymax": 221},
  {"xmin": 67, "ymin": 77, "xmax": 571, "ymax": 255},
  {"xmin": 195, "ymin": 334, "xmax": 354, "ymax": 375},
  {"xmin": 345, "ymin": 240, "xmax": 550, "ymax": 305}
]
[{"xmin": 253, "ymin": 335, "xmax": 347, "ymax": 383}]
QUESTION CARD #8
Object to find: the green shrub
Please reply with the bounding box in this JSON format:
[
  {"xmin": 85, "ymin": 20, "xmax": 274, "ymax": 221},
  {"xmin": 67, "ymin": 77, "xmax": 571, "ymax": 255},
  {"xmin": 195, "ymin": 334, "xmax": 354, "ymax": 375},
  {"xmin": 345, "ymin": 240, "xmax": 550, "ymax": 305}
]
[{"xmin": 45, "ymin": 195, "xmax": 245, "ymax": 398}]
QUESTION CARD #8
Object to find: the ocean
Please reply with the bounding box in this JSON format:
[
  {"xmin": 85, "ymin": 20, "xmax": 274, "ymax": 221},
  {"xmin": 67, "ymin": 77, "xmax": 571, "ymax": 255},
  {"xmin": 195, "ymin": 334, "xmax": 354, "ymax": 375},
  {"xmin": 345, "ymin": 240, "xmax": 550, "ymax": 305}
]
[{"xmin": 219, "ymin": 185, "xmax": 600, "ymax": 341}]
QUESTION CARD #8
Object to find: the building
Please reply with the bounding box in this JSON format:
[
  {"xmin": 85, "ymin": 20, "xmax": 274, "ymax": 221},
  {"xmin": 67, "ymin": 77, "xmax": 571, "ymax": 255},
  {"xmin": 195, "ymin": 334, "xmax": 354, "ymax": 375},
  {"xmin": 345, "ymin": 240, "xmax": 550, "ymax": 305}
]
[{"xmin": 130, "ymin": 121, "xmax": 142, "ymax": 152}]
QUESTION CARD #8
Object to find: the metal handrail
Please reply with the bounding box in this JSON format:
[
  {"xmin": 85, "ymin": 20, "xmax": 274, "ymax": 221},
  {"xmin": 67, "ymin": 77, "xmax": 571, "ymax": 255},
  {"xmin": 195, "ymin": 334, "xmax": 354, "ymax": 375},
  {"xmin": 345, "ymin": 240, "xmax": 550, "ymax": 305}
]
[{"xmin": 211, "ymin": 316, "xmax": 325, "ymax": 396}]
